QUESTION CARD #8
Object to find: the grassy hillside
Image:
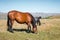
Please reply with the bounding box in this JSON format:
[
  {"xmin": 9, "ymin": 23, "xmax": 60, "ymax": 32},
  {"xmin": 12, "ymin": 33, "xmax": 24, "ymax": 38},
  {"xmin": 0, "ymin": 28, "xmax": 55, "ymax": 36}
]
[
  {"xmin": 0, "ymin": 13, "xmax": 60, "ymax": 19},
  {"xmin": 45, "ymin": 15, "xmax": 60, "ymax": 19},
  {"xmin": 0, "ymin": 13, "xmax": 7, "ymax": 19},
  {"xmin": 0, "ymin": 19, "xmax": 60, "ymax": 40}
]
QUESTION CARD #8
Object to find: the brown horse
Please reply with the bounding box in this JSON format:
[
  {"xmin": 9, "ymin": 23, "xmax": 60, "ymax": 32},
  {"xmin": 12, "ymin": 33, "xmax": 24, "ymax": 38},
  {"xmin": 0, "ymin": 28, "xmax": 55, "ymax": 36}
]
[{"xmin": 7, "ymin": 10, "xmax": 37, "ymax": 33}]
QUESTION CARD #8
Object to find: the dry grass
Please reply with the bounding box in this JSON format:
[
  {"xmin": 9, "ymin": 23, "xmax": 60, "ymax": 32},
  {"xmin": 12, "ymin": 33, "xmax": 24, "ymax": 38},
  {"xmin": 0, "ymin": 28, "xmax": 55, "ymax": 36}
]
[
  {"xmin": 0, "ymin": 19, "xmax": 60, "ymax": 40},
  {"xmin": 0, "ymin": 19, "xmax": 60, "ymax": 31}
]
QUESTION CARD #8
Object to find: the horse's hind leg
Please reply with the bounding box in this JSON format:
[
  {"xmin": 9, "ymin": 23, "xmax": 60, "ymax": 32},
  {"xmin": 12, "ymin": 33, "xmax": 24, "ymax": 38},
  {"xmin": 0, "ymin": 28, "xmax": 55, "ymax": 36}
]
[
  {"xmin": 37, "ymin": 20, "xmax": 41, "ymax": 26},
  {"xmin": 38, "ymin": 20, "xmax": 41, "ymax": 26},
  {"xmin": 7, "ymin": 19, "xmax": 14, "ymax": 33}
]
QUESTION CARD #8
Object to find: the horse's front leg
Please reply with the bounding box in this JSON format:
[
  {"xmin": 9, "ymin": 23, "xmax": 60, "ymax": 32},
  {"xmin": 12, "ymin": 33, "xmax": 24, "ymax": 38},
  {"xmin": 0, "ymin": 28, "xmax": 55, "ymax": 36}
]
[{"xmin": 27, "ymin": 23, "xmax": 31, "ymax": 33}]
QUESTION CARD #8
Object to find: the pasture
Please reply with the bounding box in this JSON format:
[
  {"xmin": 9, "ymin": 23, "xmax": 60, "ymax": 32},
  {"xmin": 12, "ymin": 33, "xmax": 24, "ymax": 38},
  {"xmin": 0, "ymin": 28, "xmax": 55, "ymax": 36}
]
[{"xmin": 0, "ymin": 19, "xmax": 60, "ymax": 40}]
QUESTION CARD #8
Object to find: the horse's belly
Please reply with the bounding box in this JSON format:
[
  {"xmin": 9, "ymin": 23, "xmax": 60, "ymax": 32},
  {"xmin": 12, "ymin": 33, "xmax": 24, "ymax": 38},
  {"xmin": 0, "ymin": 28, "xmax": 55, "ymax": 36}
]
[{"xmin": 15, "ymin": 16, "xmax": 27, "ymax": 23}]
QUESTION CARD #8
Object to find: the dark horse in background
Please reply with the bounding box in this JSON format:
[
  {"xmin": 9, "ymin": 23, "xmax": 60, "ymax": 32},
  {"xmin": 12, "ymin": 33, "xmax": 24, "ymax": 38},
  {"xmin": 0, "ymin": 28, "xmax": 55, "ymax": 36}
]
[
  {"xmin": 35, "ymin": 16, "xmax": 41, "ymax": 26},
  {"xmin": 7, "ymin": 10, "xmax": 37, "ymax": 33}
]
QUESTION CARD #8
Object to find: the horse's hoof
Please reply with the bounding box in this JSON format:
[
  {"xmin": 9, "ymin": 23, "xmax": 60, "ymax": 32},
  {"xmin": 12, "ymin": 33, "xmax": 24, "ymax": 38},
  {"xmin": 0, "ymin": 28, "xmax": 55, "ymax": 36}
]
[
  {"xmin": 7, "ymin": 29, "xmax": 10, "ymax": 31},
  {"xmin": 27, "ymin": 30, "xmax": 31, "ymax": 33},
  {"xmin": 7, "ymin": 30, "xmax": 14, "ymax": 33},
  {"xmin": 10, "ymin": 31, "xmax": 14, "ymax": 33},
  {"xmin": 9, "ymin": 31, "xmax": 14, "ymax": 33}
]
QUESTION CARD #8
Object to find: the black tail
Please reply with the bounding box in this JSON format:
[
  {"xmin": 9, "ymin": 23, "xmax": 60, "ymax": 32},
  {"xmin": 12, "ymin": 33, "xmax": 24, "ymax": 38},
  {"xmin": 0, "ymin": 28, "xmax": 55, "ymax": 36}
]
[
  {"xmin": 7, "ymin": 14, "xmax": 9, "ymax": 27},
  {"xmin": 7, "ymin": 14, "xmax": 11, "ymax": 31},
  {"xmin": 7, "ymin": 14, "xmax": 13, "ymax": 33}
]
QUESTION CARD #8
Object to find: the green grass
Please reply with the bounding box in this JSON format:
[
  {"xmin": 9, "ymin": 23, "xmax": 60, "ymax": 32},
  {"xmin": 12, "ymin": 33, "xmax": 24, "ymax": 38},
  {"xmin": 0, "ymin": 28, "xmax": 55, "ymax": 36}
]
[
  {"xmin": 0, "ymin": 19, "xmax": 60, "ymax": 40},
  {"xmin": 0, "ymin": 27, "xmax": 60, "ymax": 40},
  {"xmin": 45, "ymin": 15, "xmax": 60, "ymax": 19},
  {"xmin": 0, "ymin": 32, "xmax": 40, "ymax": 40}
]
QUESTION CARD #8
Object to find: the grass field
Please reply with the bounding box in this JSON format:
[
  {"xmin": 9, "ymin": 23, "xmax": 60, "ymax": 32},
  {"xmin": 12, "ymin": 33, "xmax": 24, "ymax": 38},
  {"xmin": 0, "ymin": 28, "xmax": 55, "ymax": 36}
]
[{"xmin": 0, "ymin": 19, "xmax": 60, "ymax": 40}]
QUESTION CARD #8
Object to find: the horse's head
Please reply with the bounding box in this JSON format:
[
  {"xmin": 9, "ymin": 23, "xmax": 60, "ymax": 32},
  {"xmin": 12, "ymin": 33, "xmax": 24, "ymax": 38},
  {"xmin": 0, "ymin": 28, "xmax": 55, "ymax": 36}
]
[{"xmin": 38, "ymin": 16, "xmax": 41, "ymax": 19}]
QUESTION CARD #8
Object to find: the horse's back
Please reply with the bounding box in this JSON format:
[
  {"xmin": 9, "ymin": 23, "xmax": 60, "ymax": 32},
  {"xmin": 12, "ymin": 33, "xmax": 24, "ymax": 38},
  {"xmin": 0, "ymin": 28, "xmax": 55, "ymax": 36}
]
[{"xmin": 8, "ymin": 10, "xmax": 33, "ymax": 23}]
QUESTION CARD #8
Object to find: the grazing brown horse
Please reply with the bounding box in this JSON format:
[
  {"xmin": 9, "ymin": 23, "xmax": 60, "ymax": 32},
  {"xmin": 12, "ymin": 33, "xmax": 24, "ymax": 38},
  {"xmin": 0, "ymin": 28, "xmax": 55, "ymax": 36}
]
[{"xmin": 7, "ymin": 10, "xmax": 37, "ymax": 33}]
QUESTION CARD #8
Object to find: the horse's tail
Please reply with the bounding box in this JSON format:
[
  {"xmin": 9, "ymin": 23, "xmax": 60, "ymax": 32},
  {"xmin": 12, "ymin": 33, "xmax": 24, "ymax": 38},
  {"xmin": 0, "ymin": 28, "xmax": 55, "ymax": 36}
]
[
  {"xmin": 7, "ymin": 12, "xmax": 13, "ymax": 33},
  {"xmin": 7, "ymin": 14, "xmax": 10, "ymax": 27},
  {"xmin": 7, "ymin": 13, "xmax": 11, "ymax": 29}
]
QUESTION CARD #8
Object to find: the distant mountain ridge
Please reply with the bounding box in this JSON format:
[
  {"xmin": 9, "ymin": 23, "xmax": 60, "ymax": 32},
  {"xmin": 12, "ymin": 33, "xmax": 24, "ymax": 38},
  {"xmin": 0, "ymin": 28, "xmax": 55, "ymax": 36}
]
[
  {"xmin": 46, "ymin": 15, "xmax": 60, "ymax": 19},
  {"xmin": 0, "ymin": 12, "xmax": 60, "ymax": 19},
  {"xmin": 0, "ymin": 12, "xmax": 7, "ymax": 19},
  {"xmin": 31, "ymin": 12, "xmax": 60, "ymax": 18}
]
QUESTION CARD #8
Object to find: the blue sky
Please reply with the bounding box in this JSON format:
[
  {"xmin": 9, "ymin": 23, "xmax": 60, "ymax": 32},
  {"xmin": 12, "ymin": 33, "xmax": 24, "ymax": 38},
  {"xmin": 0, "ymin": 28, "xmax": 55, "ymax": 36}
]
[{"xmin": 0, "ymin": 0, "xmax": 60, "ymax": 13}]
